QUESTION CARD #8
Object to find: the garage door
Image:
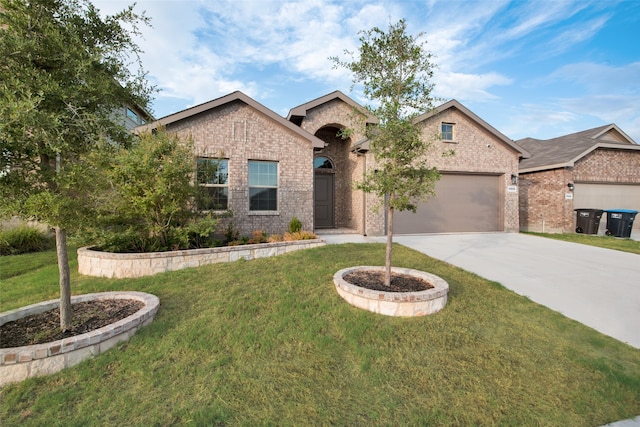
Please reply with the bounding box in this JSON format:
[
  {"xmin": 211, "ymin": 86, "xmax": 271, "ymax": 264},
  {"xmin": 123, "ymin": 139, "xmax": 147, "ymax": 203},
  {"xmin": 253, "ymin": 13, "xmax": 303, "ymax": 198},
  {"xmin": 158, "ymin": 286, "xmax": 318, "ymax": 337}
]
[
  {"xmin": 393, "ymin": 174, "xmax": 503, "ymax": 234},
  {"xmin": 574, "ymin": 183, "xmax": 640, "ymax": 230}
]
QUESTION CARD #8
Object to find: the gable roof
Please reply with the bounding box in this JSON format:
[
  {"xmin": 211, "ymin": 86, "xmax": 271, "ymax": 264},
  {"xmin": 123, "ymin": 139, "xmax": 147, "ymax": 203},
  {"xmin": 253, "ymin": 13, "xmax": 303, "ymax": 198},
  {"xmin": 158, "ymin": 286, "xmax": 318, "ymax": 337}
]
[
  {"xmin": 287, "ymin": 90, "xmax": 379, "ymax": 126},
  {"xmin": 135, "ymin": 91, "xmax": 325, "ymax": 149},
  {"xmin": 516, "ymin": 124, "xmax": 640, "ymax": 173},
  {"xmin": 414, "ymin": 100, "xmax": 529, "ymax": 158}
]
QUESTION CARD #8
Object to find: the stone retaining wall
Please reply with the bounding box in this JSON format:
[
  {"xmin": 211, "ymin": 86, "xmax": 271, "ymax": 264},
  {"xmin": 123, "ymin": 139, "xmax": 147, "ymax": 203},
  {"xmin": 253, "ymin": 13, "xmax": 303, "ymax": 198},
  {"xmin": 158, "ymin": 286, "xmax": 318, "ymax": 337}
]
[
  {"xmin": 0, "ymin": 292, "xmax": 159, "ymax": 387},
  {"xmin": 78, "ymin": 239, "xmax": 326, "ymax": 278}
]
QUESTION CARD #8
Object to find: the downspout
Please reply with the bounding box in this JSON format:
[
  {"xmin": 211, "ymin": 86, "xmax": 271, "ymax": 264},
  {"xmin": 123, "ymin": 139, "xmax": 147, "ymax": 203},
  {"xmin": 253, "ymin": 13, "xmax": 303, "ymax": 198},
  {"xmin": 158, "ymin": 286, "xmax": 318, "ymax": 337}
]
[{"xmin": 362, "ymin": 153, "xmax": 367, "ymax": 235}]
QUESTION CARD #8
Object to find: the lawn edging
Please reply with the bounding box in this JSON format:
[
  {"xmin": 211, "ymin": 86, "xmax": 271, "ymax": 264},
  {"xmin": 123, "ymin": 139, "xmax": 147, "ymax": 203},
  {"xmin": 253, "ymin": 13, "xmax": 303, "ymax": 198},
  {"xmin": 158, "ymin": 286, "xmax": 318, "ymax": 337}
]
[
  {"xmin": 333, "ymin": 266, "xmax": 449, "ymax": 316},
  {"xmin": 77, "ymin": 239, "xmax": 326, "ymax": 278},
  {"xmin": 0, "ymin": 291, "xmax": 159, "ymax": 387}
]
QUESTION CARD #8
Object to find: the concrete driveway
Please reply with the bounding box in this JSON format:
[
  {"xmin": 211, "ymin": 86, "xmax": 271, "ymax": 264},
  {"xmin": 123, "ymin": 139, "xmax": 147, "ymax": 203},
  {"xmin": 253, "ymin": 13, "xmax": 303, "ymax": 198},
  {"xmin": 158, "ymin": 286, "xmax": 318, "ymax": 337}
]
[{"xmin": 393, "ymin": 232, "xmax": 640, "ymax": 349}]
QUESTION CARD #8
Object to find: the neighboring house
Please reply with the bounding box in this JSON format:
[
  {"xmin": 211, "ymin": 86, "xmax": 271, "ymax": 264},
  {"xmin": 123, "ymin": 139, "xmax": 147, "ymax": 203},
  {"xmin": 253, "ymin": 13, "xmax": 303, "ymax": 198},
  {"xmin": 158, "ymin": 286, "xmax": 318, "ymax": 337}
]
[
  {"xmin": 119, "ymin": 104, "xmax": 153, "ymax": 131},
  {"xmin": 516, "ymin": 124, "xmax": 640, "ymax": 233},
  {"xmin": 137, "ymin": 90, "xmax": 527, "ymax": 236}
]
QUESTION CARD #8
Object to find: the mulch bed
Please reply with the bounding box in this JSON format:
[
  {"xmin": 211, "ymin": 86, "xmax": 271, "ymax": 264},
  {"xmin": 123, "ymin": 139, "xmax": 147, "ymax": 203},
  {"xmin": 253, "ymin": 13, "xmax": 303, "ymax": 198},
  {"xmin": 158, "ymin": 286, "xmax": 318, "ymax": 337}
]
[
  {"xmin": 343, "ymin": 270, "xmax": 433, "ymax": 292},
  {"xmin": 0, "ymin": 299, "xmax": 144, "ymax": 348}
]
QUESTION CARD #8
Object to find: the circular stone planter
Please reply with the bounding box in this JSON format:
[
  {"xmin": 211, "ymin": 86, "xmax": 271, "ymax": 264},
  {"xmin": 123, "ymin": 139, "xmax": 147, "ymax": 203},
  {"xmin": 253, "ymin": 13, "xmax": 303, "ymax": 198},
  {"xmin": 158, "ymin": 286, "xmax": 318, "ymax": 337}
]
[
  {"xmin": 333, "ymin": 266, "xmax": 449, "ymax": 317},
  {"xmin": 0, "ymin": 291, "xmax": 159, "ymax": 387}
]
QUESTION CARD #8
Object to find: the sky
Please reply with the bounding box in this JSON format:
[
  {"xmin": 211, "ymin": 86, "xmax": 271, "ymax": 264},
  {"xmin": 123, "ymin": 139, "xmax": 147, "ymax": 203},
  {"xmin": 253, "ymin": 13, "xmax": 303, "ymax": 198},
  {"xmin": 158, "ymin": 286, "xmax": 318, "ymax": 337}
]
[{"xmin": 94, "ymin": 0, "xmax": 640, "ymax": 143}]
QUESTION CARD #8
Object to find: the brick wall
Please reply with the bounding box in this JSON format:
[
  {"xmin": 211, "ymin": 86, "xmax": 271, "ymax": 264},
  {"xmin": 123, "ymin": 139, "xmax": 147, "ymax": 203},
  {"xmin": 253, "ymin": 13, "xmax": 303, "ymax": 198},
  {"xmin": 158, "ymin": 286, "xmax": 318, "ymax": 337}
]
[
  {"xmin": 167, "ymin": 100, "xmax": 315, "ymax": 236},
  {"xmin": 574, "ymin": 149, "xmax": 640, "ymax": 183},
  {"xmin": 519, "ymin": 148, "xmax": 640, "ymax": 233},
  {"xmin": 519, "ymin": 168, "xmax": 574, "ymax": 233},
  {"xmin": 300, "ymin": 99, "xmax": 370, "ymax": 233},
  {"xmin": 416, "ymin": 108, "xmax": 521, "ymax": 232}
]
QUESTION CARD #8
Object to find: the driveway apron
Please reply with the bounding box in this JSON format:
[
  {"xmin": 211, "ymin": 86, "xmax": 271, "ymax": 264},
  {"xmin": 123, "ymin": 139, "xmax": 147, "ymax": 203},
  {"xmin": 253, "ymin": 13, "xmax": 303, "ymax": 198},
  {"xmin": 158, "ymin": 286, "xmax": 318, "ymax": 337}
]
[{"xmin": 393, "ymin": 233, "xmax": 640, "ymax": 349}]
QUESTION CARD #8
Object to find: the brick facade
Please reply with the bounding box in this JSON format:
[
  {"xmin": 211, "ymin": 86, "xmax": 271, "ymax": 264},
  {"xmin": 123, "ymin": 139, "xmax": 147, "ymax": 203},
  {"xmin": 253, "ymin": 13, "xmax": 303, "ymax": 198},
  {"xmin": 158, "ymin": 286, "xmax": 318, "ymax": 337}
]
[
  {"xmin": 573, "ymin": 149, "xmax": 640, "ymax": 183},
  {"xmin": 519, "ymin": 149, "xmax": 640, "ymax": 233},
  {"xmin": 296, "ymin": 99, "xmax": 522, "ymax": 235},
  {"xmin": 166, "ymin": 100, "xmax": 315, "ymax": 236},
  {"xmin": 297, "ymin": 98, "xmax": 370, "ymax": 234},
  {"xmin": 148, "ymin": 92, "xmax": 524, "ymax": 237},
  {"xmin": 417, "ymin": 108, "xmax": 521, "ymax": 232},
  {"xmin": 519, "ymin": 168, "xmax": 574, "ymax": 233}
]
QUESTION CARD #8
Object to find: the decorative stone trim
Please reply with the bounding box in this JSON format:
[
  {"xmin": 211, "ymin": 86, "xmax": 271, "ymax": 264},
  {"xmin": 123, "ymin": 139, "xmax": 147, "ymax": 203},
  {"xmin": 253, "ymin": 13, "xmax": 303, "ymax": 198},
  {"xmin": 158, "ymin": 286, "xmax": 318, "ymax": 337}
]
[
  {"xmin": 333, "ymin": 266, "xmax": 449, "ymax": 317},
  {"xmin": 0, "ymin": 292, "xmax": 159, "ymax": 387},
  {"xmin": 78, "ymin": 239, "xmax": 326, "ymax": 278}
]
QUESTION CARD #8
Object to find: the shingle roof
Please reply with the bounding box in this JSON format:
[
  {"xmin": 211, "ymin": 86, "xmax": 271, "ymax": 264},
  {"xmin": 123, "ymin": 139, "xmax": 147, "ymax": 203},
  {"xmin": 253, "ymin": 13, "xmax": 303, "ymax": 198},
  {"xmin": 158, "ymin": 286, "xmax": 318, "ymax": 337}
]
[
  {"xmin": 516, "ymin": 124, "xmax": 639, "ymax": 173},
  {"xmin": 135, "ymin": 91, "xmax": 325, "ymax": 149}
]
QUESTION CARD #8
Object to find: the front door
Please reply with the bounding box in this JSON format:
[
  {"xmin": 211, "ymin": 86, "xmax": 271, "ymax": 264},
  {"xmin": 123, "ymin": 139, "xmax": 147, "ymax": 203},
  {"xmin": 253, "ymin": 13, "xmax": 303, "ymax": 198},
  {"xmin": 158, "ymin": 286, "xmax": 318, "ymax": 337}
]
[{"xmin": 314, "ymin": 173, "xmax": 334, "ymax": 228}]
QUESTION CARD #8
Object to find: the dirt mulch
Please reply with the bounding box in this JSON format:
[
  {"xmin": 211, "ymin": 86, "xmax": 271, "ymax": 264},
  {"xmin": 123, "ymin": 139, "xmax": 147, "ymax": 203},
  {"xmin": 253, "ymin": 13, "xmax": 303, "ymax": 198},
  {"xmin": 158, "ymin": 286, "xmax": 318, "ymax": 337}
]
[
  {"xmin": 0, "ymin": 299, "xmax": 144, "ymax": 348},
  {"xmin": 343, "ymin": 269, "xmax": 433, "ymax": 292}
]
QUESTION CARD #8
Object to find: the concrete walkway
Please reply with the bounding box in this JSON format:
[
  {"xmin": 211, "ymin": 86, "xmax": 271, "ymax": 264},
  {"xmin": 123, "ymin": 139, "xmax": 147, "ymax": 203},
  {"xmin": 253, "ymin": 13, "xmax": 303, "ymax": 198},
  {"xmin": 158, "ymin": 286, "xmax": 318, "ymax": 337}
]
[{"xmin": 320, "ymin": 231, "xmax": 640, "ymax": 426}]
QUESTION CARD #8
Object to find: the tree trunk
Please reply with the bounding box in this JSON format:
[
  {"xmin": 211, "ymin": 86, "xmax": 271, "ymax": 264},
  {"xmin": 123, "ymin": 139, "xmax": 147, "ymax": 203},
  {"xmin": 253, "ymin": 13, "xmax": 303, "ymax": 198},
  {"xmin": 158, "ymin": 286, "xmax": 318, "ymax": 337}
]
[
  {"xmin": 55, "ymin": 227, "xmax": 72, "ymax": 331},
  {"xmin": 385, "ymin": 204, "xmax": 394, "ymax": 287}
]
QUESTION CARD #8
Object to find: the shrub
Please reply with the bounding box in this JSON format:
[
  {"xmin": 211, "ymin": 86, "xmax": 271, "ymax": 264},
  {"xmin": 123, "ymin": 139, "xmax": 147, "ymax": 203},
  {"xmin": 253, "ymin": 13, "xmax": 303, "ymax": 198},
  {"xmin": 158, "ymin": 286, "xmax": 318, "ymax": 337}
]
[
  {"xmin": 288, "ymin": 216, "xmax": 302, "ymax": 233},
  {"xmin": 0, "ymin": 226, "xmax": 55, "ymax": 255},
  {"xmin": 283, "ymin": 231, "xmax": 317, "ymax": 241},
  {"xmin": 248, "ymin": 230, "xmax": 267, "ymax": 244},
  {"xmin": 75, "ymin": 129, "xmax": 224, "ymax": 253}
]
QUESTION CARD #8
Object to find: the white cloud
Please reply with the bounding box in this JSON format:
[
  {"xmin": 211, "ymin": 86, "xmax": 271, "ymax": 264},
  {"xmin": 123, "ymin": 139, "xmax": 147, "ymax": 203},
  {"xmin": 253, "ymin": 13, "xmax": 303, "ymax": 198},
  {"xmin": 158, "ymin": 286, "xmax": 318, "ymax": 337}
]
[
  {"xmin": 435, "ymin": 72, "xmax": 512, "ymax": 102},
  {"xmin": 549, "ymin": 62, "xmax": 640, "ymax": 94}
]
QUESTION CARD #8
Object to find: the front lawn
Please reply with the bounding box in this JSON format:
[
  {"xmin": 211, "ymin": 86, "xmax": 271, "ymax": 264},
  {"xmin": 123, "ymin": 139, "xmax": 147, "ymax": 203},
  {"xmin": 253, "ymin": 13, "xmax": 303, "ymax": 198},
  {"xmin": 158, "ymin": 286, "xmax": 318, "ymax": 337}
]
[{"xmin": 1, "ymin": 244, "xmax": 639, "ymax": 425}]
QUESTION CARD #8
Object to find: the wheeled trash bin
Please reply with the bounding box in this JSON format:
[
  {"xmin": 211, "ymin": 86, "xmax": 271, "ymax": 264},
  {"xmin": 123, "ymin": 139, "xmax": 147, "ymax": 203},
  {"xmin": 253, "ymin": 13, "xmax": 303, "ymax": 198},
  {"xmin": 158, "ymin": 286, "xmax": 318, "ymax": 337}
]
[
  {"xmin": 574, "ymin": 209, "xmax": 603, "ymax": 234},
  {"xmin": 604, "ymin": 209, "xmax": 638, "ymax": 238}
]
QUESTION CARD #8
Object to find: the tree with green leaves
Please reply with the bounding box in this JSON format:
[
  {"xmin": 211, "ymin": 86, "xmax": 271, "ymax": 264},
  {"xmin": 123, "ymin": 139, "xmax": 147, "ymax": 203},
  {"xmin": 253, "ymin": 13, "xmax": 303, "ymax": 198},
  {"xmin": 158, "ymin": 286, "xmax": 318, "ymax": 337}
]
[
  {"xmin": 331, "ymin": 19, "xmax": 441, "ymax": 287},
  {"xmin": 0, "ymin": 0, "xmax": 153, "ymax": 330},
  {"xmin": 78, "ymin": 129, "xmax": 222, "ymax": 253}
]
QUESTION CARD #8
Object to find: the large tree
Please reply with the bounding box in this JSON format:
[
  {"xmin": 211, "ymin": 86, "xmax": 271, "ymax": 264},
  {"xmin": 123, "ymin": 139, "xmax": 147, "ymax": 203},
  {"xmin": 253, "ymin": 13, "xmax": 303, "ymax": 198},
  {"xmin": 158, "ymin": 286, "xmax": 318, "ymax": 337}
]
[
  {"xmin": 0, "ymin": 0, "xmax": 153, "ymax": 330},
  {"xmin": 332, "ymin": 19, "xmax": 441, "ymax": 287}
]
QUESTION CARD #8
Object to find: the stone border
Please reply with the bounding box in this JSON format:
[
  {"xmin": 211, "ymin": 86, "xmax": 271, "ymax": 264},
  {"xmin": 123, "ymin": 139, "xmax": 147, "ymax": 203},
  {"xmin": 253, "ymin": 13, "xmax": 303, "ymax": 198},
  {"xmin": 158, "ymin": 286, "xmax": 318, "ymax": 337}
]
[
  {"xmin": 333, "ymin": 266, "xmax": 449, "ymax": 317},
  {"xmin": 0, "ymin": 291, "xmax": 159, "ymax": 387},
  {"xmin": 78, "ymin": 239, "xmax": 326, "ymax": 278}
]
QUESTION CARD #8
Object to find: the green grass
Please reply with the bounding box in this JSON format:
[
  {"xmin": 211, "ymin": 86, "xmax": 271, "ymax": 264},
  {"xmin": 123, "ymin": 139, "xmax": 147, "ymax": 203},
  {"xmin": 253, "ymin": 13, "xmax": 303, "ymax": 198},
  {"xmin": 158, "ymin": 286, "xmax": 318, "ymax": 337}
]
[
  {"xmin": 1, "ymin": 244, "xmax": 639, "ymax": 426},
  {"xmin": 525, "ymin": 232, "xmax": 640, "ymax": 255}
]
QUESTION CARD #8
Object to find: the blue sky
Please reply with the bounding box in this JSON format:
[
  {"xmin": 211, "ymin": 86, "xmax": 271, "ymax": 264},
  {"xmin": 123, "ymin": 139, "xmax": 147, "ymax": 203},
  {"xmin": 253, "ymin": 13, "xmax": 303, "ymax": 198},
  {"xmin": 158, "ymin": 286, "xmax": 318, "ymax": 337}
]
[{"xmin": 95, "ymin": 0, "xmax": 640, "ymax": 142}]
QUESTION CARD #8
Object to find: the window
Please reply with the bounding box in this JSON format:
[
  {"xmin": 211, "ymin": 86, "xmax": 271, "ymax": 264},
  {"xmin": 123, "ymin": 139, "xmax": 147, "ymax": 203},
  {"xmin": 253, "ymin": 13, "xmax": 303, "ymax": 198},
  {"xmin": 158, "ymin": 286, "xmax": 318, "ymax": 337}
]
[
  {"xmin": 441, "ymin": 123, "xmax": 454, "ymax": 141},
  {"xmin": 249, "ymin": 160, "xmax": 278, "ymax": 211},
  {"xmin": 196, "ymin": 158, "xmax": 228, "ymax": 210},
  {"xmin": 314, "ymin": 156, "xmax": 333, "ymax": 169}
]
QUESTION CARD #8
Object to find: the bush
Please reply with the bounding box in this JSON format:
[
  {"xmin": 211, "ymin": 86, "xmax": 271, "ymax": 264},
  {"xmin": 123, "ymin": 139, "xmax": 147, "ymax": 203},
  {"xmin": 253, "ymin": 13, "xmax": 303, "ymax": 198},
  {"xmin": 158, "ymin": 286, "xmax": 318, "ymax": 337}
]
[
  {"xmin": 288, "ymin": 216, "xmax": 302, "ymax": 233},
  {"xmin": 0, "ymin": 226, "xmax": 55, "ymax": 255},
  {"xmin": 283, "ymin": 231, "xmax": 317, "ymax": 241},
  {"xmin": 76, "ymin": 129, "xmax": 224, "ymax": 253}
]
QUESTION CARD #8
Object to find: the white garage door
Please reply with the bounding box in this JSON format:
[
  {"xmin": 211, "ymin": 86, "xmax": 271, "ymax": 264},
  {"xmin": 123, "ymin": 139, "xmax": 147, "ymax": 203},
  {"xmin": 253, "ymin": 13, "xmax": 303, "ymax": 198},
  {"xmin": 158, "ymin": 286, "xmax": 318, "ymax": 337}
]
[
  {"xmin": 574, "ymin": 183, "xmax": 640, "ymax": 230},
  {"xmin": 393, "ymin": 174, "xmax": 503, "ymax": 234}
]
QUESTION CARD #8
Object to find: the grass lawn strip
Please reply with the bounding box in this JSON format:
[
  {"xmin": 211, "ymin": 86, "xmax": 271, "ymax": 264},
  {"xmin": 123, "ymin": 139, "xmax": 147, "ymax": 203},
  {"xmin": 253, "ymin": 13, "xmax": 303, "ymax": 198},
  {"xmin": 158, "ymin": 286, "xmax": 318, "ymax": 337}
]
[{"xmin": 1, "ymin": 243, "xmax": 639, "ymax": 425}]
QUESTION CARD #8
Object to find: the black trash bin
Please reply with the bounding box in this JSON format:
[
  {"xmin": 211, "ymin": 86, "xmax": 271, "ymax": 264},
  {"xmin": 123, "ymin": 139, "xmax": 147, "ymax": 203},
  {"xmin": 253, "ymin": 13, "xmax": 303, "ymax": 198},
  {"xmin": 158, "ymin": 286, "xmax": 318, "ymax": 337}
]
[
  {"xmin": 604, "ymin": 209, "xmax": 638, "ymax": 238},
  {"xmin": 574, "ymin": 209, "xmax": 604, "ymax": 234}
]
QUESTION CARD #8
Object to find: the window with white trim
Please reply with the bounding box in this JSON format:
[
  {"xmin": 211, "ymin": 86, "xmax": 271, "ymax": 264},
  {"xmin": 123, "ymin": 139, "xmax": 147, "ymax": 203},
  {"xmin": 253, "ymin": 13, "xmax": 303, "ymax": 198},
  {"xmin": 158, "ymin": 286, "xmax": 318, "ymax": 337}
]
[
  {"xmin": 248, "ymin": 160, "xmax": 278, "ymax": 211},
  {"xmin": 441, "ymin": 122, "xmax": 455, "ymax": 141},
  {"xmin": 196, "ymin": 158, "xmax": 228, "ymax": 210}
]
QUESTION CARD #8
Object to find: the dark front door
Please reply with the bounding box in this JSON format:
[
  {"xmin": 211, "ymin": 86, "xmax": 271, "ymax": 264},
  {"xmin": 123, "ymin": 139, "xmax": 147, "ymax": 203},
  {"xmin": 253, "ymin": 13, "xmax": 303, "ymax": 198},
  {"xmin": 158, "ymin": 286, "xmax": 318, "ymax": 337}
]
[{"xmin": 314, "ymin": 173, "xmax": 334, "ymax": 228}]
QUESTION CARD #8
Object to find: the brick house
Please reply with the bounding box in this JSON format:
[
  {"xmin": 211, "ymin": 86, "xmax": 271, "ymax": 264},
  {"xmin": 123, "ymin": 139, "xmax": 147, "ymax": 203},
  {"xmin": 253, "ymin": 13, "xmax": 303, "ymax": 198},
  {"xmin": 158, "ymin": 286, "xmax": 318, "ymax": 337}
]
[
  {"xmin": 137, "ymin": 91, "xmax": 526, "ymax": 236},
  {"xmin": 516, "ymin": 124, "xmax": 640, "ymax": 233},
  {"xmin": 136, "ymin": 91, "xmax": 324, "ymax": 236}
]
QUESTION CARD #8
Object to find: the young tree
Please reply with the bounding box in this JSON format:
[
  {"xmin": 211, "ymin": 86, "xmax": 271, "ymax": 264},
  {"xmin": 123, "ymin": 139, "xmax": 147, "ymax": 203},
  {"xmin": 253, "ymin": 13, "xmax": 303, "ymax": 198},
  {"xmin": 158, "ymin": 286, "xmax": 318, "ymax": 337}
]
[
  {"xmin": 0, "ymin": 0, "xmax": 153, "ymax": 330},
  {"xmin": 331, "ymin": 19, "xmax": 441, "ymax": 287}
]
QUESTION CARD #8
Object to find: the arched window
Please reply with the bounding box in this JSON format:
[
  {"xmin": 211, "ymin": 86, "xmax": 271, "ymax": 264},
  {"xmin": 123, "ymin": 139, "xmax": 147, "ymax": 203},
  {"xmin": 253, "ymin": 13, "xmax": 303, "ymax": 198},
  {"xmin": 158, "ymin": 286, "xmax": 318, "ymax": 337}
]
[{"xmin": 314, "ymin": 157, "xmax": 333, "ymax": 169}]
